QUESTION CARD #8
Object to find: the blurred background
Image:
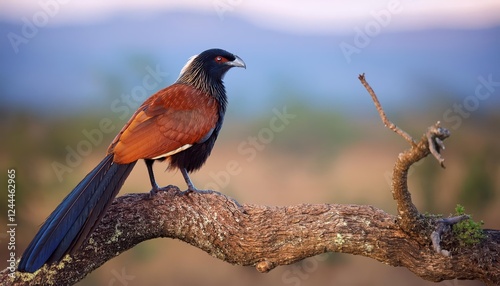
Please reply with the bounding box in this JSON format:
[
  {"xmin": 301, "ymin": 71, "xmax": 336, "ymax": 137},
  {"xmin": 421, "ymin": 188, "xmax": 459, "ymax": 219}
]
[{"xmin": 1, "ymin": 0, "xmax": 499, "ymax": 285}]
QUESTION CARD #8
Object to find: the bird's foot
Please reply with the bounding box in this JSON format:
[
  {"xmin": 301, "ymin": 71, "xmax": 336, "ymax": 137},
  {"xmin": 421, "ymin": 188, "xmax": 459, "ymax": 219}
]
[
  {"xmin": 179, "ymin": 189, "xmax": 194, "ymax": 196},
  {"xmin": 178, "ymin": 186, "xmax": 216, "ymax": 196},
  {"xmin": 148, "ymin": 184, "xmax": 168, "ymax": 199},
  {"xmin": 177, "ymin": 187, "xmax": 246, "ymax": 213},
  {"xmin": 148, "ymin": 187, "xmax": 159, "ymax": 199},
  {"xmin": 179, "ymin": 187, "xmax": 200, "ymax": 196}
]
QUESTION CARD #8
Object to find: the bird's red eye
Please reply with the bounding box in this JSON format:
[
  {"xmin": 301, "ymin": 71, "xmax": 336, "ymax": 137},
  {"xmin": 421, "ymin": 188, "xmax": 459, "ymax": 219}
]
[{"xmin": 215, "ymin": 56, "xmax": 228, "ymax": 64}]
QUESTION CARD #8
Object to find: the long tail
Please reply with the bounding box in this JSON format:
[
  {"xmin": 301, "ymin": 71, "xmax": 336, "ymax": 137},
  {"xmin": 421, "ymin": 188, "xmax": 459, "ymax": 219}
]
[{"xmin": 18, "ymin": 154, "xmax": 136, "ymax": 272}]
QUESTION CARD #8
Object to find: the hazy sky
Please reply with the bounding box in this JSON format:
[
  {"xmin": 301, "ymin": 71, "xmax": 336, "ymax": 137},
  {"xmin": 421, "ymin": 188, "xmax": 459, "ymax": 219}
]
[{"xmin": 1, "ymin": 0, "xmax": 500, "ymax": 34}]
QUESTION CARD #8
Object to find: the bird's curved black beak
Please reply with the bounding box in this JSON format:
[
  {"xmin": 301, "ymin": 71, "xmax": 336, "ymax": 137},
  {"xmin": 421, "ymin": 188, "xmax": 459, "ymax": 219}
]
[{"xmin": 227, "ymin": 55, "xmax": 246, "ymax": 69}]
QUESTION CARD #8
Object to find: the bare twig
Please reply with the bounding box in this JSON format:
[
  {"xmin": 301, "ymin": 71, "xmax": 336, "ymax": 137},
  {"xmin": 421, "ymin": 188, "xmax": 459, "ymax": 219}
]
[
  {"xmin": 426, "ymin": 121, "xmax": 451, "ymax": 168},
  {"xmin": 358, "ymin": 73, "xmax": 416, "ymax": 145},
  {"xmin": 357, "ymin": 75, "xmax": 483, "ymax": 279},
  {"xmin": 359, "ymin": 74, "xmax": 453, "ymax": 233},
  {"xmin": 390, "ymin": 134, "xmax": 429, "ymax": 234},
  {"xmin": 431, "ymin": 215, "xmax": 470, "ymax": 256}
]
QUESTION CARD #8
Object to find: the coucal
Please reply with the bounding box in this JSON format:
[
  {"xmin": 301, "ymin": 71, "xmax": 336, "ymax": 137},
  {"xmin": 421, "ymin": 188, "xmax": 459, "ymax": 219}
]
[{"xmin": 18, "ymin": 48, "xmax": 245, "ymax": 273}]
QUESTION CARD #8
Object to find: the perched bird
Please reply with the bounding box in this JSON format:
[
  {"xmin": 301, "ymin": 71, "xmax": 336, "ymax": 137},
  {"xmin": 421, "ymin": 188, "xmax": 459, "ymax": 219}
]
[{"xmin": 18, "ymin": 48, "xmax": 245, "ymax": 273}]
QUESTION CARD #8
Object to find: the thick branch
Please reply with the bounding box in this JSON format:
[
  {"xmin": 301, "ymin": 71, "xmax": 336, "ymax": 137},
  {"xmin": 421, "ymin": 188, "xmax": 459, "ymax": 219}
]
[
  {"xmin": 391, "ymin": 127, "xmax": 450, "ymax": 236},
  {"xmin": 3, "ymin": 187, "xmax": 499, "ymax": 285}
]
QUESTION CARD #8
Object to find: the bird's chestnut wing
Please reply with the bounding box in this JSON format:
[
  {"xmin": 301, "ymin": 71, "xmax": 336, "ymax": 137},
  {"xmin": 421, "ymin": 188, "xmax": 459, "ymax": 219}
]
[{"xmin": 108, "ymin": 84, "xmax": 219, "ymax": 164}]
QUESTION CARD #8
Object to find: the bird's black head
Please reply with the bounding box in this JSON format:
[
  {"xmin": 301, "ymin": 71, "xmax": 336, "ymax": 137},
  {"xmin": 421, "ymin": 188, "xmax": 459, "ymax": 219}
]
[{"xmin": 176, "ymin": 48, "xmax": 245, "ymax": 98}]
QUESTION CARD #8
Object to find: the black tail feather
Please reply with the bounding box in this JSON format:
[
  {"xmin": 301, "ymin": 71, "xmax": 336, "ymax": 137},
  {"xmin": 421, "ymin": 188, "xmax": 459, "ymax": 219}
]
[{"xmin": 18, "ymin": 154, "xmax": 136, "ymax": 272}]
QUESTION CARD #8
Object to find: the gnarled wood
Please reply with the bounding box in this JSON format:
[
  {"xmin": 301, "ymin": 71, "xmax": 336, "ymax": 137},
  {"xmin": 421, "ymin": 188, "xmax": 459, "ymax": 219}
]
[{"xmin": 2, "ymin": 187, "xmax": 499, "ymax": 285}]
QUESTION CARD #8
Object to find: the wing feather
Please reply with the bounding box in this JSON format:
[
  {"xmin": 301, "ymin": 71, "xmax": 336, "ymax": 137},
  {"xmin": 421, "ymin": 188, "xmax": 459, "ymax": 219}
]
[{"xmin": 108, "ymin": 84, "xmax": 219, "ymax": 164}]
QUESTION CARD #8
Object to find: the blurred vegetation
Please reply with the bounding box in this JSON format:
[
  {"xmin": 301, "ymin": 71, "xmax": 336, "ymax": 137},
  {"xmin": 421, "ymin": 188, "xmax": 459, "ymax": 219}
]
[
  {"xmin": 459, "ymin": 148, "xmax": 496, "ymax": 213},
  {"xmin": 247, "ymin": 103, "xmax": 359, "ymax": 161},
  {"xmin": 0, "ymin": 108, "xmax": 115, "ymax": 203}
]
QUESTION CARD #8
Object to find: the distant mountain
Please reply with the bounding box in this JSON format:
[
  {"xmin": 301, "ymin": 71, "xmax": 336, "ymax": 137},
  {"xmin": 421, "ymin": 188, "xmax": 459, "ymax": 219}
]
[{"xmin": 1, "ymin": 11, "xmax": 499, "ymax": 117}]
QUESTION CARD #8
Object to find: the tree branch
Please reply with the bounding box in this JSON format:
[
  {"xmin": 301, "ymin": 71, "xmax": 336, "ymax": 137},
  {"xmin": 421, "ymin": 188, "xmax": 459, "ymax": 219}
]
[{"xmin": 4, "ymin": 186, "xmax": 499, "ymax": 285}]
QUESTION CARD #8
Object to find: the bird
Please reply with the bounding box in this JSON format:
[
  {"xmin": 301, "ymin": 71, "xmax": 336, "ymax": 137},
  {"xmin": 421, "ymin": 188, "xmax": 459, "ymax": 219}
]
[{"xmin": 18, "ymin": 48, "xmax": 246, "ymax": 273}]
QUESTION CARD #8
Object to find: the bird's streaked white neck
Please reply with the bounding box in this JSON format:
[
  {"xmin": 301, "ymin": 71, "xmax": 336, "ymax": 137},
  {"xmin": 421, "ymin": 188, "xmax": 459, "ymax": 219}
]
[{"xmin": 178, "ymin": 54, "xmax": 198, "ymax": 80}]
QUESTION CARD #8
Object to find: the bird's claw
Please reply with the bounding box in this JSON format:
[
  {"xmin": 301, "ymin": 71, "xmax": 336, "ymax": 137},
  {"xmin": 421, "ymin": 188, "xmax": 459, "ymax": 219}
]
[
  {"xmin": 178, "ymin": 187, "xmax": 213, "ymax": 196},
  {"xmin": 179, "ymin": 188, "xmax": 196, "ymax": 196},
  {"xmin": 148, "ymin": 188, "xmax": 159, "ymax": 199},
  {"xmin": 148, "ymin": 185, "xmax": 170, "ymax": 199}
]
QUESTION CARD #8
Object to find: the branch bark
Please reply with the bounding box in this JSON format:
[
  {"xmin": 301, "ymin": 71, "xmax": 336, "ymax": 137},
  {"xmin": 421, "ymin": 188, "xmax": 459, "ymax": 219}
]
[
  {"xmin": 4, "ymin": 75, "xmax": 499, "ymax": 285},
  {"xmin": 3, "ymin": 186, "xmax": 499, "ymax": 285}
]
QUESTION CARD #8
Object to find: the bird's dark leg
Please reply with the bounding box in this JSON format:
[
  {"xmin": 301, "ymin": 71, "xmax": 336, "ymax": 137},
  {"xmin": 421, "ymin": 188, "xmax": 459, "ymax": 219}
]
[
  {"xmin": 145, "ymin": 159, "xmax": 160, "ymax": 196},
  {"xmin": 181, "ymin": 168, "xmax": 198, "ymax": 194},
  {"xmin": 180, "ymin": 167, "xmax": 245, "ymax": 213}
]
